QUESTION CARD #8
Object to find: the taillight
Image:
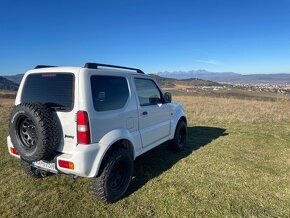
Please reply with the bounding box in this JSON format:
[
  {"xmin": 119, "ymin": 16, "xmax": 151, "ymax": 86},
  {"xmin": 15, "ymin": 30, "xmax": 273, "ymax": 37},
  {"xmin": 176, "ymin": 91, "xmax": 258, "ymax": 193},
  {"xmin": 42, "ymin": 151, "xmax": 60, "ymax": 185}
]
[
  {"xmin": 10, "ymin": 147, "xmax": 19, "ymax": 155},
  {"xmin": 77, "ymin": 111, "xmax": 91, "ymax": 144},
  {"xmin": 58, "ymin": 160, "xmax": 74, "ymax": 170}
]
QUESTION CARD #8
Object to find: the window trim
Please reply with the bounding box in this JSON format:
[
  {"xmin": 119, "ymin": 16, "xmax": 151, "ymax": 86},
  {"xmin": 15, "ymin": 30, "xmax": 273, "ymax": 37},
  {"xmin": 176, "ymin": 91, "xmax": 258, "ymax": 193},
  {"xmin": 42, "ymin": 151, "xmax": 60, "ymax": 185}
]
[
  {"xmin": 90, "ymin": 75, "xmax": 130, "ymax": 112},
  {"xmin": 134, "ymin": 77, "xmax": 164, "ymax": 107},
  {"xmin": 21, "ymin": 72, "xmax": 75, "ymax": 112}
]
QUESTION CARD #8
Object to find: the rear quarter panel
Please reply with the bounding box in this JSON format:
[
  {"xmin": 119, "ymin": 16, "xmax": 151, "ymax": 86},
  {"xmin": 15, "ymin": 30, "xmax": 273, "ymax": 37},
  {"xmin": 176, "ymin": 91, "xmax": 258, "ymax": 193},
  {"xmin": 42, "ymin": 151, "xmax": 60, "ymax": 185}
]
[{"xmin": 78, "ymin": 70, "xmax": 142, "ymax": 151}]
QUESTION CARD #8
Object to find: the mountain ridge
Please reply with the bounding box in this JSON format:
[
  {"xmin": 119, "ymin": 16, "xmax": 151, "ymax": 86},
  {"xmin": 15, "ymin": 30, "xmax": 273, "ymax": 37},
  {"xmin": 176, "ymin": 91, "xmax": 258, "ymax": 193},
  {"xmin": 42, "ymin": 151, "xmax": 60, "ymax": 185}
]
[
  {"xmin": 157, "ymin": 70, "xmax": 290, "ymax": 85},
  {"xmin": 0, "ymin": 76, "xmax": 19, "ymax": 90},
  {"xmin": 3, "ymin": 74, "xmax": 24, "ymax": 84}
]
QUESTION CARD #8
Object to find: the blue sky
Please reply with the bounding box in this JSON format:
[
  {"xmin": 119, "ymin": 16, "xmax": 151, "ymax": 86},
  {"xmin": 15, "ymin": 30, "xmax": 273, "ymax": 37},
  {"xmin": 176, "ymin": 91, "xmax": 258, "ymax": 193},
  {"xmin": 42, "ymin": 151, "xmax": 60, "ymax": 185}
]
[{"xmin": 1, "ymin": 0, "xmax": 290, "ymax": 75}]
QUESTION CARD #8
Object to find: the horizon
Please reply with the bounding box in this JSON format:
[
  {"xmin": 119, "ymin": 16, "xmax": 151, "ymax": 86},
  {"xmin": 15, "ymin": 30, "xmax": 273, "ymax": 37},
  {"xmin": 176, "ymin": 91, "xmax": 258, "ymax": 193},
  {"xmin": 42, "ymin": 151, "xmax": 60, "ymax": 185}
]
[
  {"xmin": 156, "ymin": 70, "xmax": 290, "ymax": 76},
  {"xmin": 3, "ymin": 69, "xmax": 290, "ymax": 77},
  {"xmin": 1, "ymin": 0, "xmax": 290, "ymax": 75}
]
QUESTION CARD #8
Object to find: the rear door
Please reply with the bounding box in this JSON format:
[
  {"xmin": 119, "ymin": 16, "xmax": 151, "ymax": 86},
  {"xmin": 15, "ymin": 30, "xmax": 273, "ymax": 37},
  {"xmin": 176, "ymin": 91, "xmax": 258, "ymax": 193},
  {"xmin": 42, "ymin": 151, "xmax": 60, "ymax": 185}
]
[
  {"xmin": 134, "ymin": 77, "xmax": 171, "ymax": 148},
  {"xmin": 20, "ymin": 72, "xmax": 77, "ymax": 153}
]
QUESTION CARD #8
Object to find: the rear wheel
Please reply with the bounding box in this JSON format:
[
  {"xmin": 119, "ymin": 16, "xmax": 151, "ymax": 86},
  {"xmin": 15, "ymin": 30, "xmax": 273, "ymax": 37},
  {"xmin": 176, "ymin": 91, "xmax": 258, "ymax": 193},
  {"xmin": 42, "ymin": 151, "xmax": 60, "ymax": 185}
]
[
  {"xmin": 169, "ymin": 120, "xmax": 187, "ymax": 151},
  {"xmin": 90, "ymin": 148, "xmax": 133, "ymax": 203},
  {"xmin": 21, "ymin": 159, "xmax": 50, "ymax": 178}
]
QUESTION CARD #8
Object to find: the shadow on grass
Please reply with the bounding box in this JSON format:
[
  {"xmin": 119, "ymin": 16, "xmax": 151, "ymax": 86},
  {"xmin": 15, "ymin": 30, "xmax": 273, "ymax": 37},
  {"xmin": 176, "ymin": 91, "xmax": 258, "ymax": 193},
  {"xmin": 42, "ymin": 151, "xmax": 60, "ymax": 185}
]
[{"xmin": 126, "ymin": 126, "xmax": 228, "ymax": 197}]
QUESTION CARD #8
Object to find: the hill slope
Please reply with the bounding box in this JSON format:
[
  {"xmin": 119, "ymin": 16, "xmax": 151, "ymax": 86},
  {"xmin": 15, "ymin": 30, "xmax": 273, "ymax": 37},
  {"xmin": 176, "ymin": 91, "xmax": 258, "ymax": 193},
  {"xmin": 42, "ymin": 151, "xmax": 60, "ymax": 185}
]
[
  {"xmin": 0, "ymin": 76, "xmax": 19, "ymax": 90},
  {"xmin": 3, "ymin": 74, "xmax": 24, "ymax": 84},
  {"xmin": 150, "ymin": 74, "xmax": 222, "ymax": 87}
]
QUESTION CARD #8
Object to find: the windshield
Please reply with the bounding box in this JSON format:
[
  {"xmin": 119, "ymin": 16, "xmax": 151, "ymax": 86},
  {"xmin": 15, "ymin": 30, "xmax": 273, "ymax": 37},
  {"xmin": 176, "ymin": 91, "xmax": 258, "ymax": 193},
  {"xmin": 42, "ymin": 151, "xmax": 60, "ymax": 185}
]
[{"xmin": 21, "ymin": 73, "xmax": 74, "ymax": 111}]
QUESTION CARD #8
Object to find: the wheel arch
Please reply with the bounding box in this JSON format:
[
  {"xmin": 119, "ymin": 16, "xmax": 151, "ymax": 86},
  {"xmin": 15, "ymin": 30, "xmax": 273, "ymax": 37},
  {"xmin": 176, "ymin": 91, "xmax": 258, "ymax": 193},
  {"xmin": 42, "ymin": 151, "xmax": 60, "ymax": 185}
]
[
  {"xmin": 96, "ymin": 138, "xmax": 134, "ymax": 177},
  {"xmin": 178, "ymin": 116, "xmax": 187, "ymax": 126},
  {"xmin": 89, "ymin": 128, "xmax": 141, "ymax": 177},
  {"xmin": 169, "ymin": 110, "xmax": 187, "ymax": 140}
]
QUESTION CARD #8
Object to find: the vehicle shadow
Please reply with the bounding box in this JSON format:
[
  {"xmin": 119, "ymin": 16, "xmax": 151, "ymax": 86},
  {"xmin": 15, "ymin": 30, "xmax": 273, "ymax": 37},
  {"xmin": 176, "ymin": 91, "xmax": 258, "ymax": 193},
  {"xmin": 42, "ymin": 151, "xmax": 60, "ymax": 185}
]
[{"xmin": 125, "ymin": 126, "xmax": 228, "ymax": 197}]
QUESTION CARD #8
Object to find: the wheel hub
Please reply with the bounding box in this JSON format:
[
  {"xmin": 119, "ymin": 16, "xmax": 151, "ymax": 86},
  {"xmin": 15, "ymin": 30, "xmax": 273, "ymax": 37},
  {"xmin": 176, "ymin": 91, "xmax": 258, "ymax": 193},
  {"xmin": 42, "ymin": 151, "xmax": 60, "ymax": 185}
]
[
  {"xmin": 18, "ymin": 117, "xmax": 38, "ymax": 149},
  {"xmin": 108, "ymin": 161, "xmax": 126, "ymax": 190}
]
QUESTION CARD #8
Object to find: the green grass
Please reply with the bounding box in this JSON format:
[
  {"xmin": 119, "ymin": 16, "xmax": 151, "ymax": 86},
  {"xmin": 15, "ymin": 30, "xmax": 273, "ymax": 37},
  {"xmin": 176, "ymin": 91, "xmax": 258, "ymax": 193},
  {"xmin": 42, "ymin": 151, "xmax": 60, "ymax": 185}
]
[{"xmin": 0, "ymin": 96, "xmax": 290, "ymax": 217}]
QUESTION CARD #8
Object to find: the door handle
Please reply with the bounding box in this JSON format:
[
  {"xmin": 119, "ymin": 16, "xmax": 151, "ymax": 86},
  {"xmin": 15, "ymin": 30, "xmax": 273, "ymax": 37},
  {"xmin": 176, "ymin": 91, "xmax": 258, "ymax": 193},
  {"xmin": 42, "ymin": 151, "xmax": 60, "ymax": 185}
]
[{"xmin": 142, "ymin": 111, "xmax": 148, "ymax": 115}]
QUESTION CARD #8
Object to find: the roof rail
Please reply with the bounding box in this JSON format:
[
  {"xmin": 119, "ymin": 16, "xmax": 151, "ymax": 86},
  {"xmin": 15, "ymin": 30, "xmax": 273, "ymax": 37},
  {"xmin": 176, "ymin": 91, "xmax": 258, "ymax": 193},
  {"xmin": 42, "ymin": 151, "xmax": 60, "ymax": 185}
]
[
  {"xmin": 34, "ymin": 65, "xmax": 57, "ymax": 69},
  {"xmin": 84, "ymin": 63, "xmax": 145, "ymax": 74}
]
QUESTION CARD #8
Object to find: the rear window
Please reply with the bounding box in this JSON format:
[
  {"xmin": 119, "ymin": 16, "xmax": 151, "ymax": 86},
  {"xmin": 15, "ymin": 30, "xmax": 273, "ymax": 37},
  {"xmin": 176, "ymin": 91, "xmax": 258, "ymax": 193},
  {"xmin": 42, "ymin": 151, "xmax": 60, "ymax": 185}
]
[
  {"xmin": 21, "ymin": 73, "xmax": 74, "ymax": 111},
  {"xmin": 91, "ymin": 75, "xmax": 129, "ymax": 111}
]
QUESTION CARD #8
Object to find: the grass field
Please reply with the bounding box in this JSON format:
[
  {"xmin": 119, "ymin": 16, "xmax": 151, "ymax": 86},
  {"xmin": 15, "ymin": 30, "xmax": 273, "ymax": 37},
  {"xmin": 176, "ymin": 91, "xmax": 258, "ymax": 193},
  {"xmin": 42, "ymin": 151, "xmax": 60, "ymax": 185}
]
[{"xmin": 0, "ymin": 96, "xmax": 290, "ymax": 217}]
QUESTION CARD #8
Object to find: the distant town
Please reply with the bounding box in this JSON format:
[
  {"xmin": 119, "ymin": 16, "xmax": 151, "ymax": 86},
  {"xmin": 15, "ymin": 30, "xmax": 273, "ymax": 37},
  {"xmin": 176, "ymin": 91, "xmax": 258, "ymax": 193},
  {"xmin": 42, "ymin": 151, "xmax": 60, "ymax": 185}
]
[
  {"xmin": 221, "ymin": 82, "xmax": 290, "ymax": 95},
  {"xmin": 183, "ymin": 83, "xmax": 290, "ymax": 95}
]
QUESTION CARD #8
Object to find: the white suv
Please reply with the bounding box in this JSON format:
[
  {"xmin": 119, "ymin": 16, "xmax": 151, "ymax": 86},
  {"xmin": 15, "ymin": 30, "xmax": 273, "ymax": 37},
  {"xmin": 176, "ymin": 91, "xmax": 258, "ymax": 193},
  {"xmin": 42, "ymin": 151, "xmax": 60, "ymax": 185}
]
[{"xmin": 7, "ymin": 63, "xmax": 187, "ymax": 203}]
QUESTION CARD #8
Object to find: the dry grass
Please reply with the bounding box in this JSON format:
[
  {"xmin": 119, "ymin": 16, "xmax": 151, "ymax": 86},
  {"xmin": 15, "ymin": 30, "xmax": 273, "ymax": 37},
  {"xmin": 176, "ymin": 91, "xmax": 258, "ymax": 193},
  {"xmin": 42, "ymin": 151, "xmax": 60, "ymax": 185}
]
[
  {"xmin": 174, "ymin": 95, "xmax": 290, "ymax": 124},
  {"xmin": 0, "ymin": 91, "xmax": 17, "ymax": 100},
  {"xmin": 0, "ymin": 96, "xmax": 290, "ymax": 217},
  {"xmin": 0, "ymin": 98, "xmax": 14, "ymax": 123}
]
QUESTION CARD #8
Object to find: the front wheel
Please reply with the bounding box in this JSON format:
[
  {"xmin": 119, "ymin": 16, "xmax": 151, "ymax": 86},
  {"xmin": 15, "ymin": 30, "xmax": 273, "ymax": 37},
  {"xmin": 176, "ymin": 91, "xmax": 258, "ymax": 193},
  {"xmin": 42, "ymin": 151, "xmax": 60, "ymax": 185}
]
[
  {"xmin": 168, "ymin": 120, "xmax": 187, "ymax": 151},
  {"xmin": 90, "ymin": 148, "xmax": 133, "ymax": 203}
]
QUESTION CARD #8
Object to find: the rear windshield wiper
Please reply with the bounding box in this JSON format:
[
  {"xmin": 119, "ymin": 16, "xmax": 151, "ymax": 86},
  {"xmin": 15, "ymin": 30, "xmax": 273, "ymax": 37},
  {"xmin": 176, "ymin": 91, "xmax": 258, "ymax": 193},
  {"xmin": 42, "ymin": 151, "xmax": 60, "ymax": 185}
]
[
  {"xmin": 45, "ymin": 103, "xmax": 69, "ymax": 111},
  {"xmin": 51, "ymin": 106, "xmax": 68, "ymax": 111}
]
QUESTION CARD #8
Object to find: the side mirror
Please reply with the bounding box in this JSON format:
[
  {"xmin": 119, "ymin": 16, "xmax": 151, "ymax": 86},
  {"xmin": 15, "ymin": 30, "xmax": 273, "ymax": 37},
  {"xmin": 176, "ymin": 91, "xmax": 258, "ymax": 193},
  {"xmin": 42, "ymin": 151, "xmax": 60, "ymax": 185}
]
[{"xmin": 163, "ymin": 92, "xmax": 172, "ymax": 103}]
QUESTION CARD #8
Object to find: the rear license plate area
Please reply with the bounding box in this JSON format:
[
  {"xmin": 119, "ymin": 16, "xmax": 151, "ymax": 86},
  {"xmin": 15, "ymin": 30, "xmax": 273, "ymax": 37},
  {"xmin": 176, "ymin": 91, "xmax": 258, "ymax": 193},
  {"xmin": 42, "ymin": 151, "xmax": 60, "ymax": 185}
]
[{"xmin": 32, "ymin": 160, "xmax": 57, "ymax": 173}]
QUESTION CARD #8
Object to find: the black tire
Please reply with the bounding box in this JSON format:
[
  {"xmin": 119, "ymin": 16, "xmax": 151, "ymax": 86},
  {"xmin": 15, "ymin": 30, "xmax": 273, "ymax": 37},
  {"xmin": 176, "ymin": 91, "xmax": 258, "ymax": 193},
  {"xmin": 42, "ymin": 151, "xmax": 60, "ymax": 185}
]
[
  {"xmin": 21, "ymin": 159, "xmax": 50, "ymax": 178},
  {"xmin": 9, "ymin": 103, "xmax": 61, "ymax": 162},
  {"xmin": 169, "ymin": 120, "xmax": 187, "ymax": 151},
  {"xmin": 90, "ymin": 148, "xmax": 133, "ymax": 203}
]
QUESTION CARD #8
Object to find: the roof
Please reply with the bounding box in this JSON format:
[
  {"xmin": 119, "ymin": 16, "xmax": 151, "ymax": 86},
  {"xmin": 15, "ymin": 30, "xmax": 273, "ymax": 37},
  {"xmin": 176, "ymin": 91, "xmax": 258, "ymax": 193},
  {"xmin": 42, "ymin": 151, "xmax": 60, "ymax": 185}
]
[
  {"xmin": 26, "ymin": 66, "xmax": 148, "ymax": 76},
  {"xmin": 28, "ymin": 63, "xmax": 146, "ymax": 75}
]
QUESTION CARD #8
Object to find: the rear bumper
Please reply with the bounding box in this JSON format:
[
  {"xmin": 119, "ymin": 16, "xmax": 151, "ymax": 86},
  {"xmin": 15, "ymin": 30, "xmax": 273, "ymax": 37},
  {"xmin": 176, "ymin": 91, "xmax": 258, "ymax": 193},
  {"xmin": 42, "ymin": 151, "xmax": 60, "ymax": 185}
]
[
  {"xmin": 55, "ymin": 143, "xmax": 103, "ymax": 177},
  {"xmin": 7, "ymin": 136, "xmax": 106, "ymax": 178}
]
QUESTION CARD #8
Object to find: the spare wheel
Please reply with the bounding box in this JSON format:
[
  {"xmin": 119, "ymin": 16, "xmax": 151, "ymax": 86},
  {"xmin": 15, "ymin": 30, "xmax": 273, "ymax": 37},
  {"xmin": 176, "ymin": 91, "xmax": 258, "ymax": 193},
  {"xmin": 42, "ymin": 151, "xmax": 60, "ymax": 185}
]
[{"xmin": 9, "ymin": 103, "xmax": 61, "ymax": 162}]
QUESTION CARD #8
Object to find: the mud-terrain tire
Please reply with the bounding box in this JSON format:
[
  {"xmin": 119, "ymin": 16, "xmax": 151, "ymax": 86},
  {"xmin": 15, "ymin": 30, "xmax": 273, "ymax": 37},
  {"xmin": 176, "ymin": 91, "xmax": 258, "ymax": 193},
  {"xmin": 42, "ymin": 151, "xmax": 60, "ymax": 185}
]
[
  {"xmin": 21, "ymin": 159, "xmax": 51, "ymax": 178},
  {"xmin": 90, "ymin": 148, "xmax": 133, "ymax": 203},
  {"xmin": 168, "ymin": 120, "xmax": 187, "ymax": 151},
  {"xmin": 9, "ymin": 103, "xmax": 61, "ymax": 162}
]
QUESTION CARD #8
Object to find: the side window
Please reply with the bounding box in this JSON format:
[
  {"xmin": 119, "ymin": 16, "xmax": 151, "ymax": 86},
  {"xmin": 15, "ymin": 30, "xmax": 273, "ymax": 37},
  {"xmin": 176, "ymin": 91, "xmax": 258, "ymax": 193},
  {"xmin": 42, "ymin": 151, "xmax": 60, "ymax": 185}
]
[
  {"xmin": 91, "ymin": 76, "xmax": 129, "ymax": 111},
  {"xmin": 134, "ymin": 78, "xmax": 162, "ymax": 106}
]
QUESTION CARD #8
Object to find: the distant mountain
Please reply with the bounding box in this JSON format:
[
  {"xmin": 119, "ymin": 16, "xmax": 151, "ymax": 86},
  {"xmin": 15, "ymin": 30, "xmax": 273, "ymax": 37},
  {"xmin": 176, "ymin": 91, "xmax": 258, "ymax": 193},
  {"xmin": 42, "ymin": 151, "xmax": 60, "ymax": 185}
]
[
  {"xmin": 3, "ymin": 74, "xmax": 24, "ymax": 84},
  {"xmin": 0, "ymin": 76, "xmax": 19, "ymax": 90},
  {"xmin": 157, "ymin": 70, "xmax": 290, "ymax": 85},
  {"xmin": 227, "ymin": 73, "xmax": 290, "ymax": 85}
]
